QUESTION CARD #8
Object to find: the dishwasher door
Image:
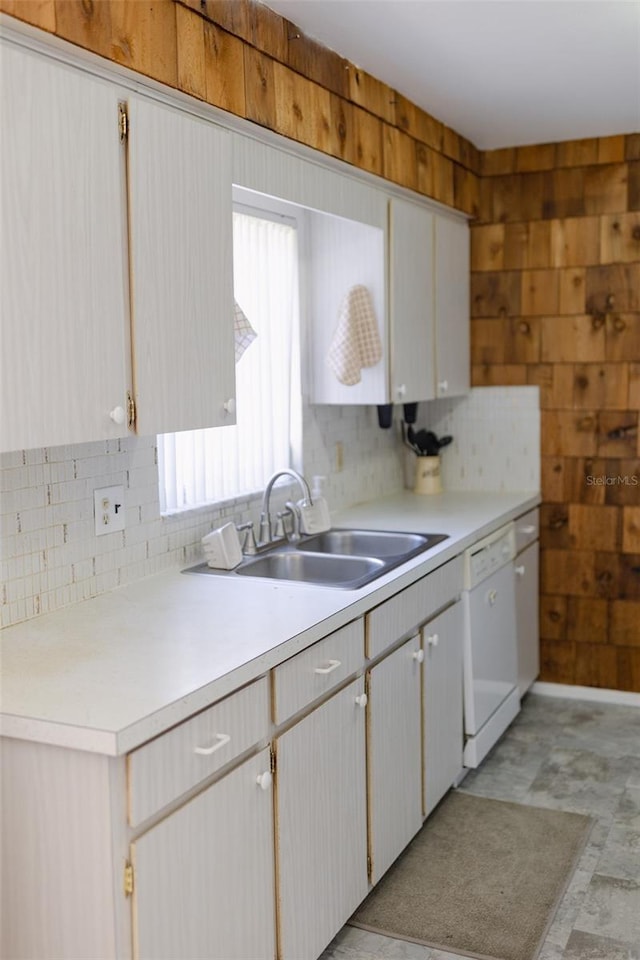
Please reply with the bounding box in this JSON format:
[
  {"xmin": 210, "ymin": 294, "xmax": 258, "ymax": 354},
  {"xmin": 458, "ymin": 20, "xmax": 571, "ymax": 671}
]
[{"xmin": 463, "ymin": 561, "xmax": 518, "ymax": 737}]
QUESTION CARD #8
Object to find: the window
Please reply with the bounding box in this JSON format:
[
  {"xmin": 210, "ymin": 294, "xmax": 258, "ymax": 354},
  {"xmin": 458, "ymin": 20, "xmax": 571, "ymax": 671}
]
[{"xmin": 158, "ymin": 203, "xmax": 301, "ymax": 513}]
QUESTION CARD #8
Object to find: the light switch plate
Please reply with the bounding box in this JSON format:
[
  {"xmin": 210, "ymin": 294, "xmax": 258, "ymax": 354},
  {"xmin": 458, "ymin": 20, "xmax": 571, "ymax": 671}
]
[{"xmin": 94, "ymin": 485, "xmax": 125, "ymax": 536}]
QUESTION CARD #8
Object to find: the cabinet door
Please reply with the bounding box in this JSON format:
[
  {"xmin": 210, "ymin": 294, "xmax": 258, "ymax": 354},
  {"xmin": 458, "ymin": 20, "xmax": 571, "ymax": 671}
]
[
  {"xmin": 423, "ymin": 601, "xmax": 464, "ymax": 815},
  {"xmin": 130, "ymin": 749, "xmax": 275, "ymax": 960},
  {"xmin": 127, "ymin": 95, "xmax": 235, "ymax": 435},
  {"xmin": 368, "ymin": 635, "xmax": 422, "ymax": 884},
  {"xmin": 389, "ymin": 198, "xmax": 435, "ymax": 403},
  {"xmin": 307, "ymin": 210, "xmax": 387, "ymax": 406},
  {"xmin": 0, "ymin": 42, "xmax": 129, "ymax": 452},
  {"xmin": 434, "ymin": 216, "xmax": 470, "ymax": 398},
  {"xmin": 516, "ymin": 541, "xmax": 540, "ymax": 696},
  {"xmin": 276, "ymin": 678, "xmax": 368, "ymax": 960}
]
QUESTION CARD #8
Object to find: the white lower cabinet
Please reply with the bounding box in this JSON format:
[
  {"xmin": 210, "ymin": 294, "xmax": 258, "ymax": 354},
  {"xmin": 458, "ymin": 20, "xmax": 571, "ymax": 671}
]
[
  {"xmin": 423, "ymin": 601, "xmax": 464, "ymax": 816},
  {"xmin": 130, "ymin": 748, "xmax": 275, "ymax": 960},
  {"xmin": 275, "ymin": 678, "xmax": 368, "ymax": 960},
  {"xmin": 367, "ymin": 635, "xmax": 423, "ymax": 884}
]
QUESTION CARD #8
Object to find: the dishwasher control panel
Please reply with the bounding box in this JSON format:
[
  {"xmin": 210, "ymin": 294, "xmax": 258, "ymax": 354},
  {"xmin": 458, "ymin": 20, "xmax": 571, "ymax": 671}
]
[{"xmin": 464, "ymin": 522, "xmax": 516, "ymax": 589}]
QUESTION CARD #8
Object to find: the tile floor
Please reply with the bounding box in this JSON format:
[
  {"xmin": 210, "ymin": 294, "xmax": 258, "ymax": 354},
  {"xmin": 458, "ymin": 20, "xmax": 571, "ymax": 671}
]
[{"xmin": 320, "ymin": 693, "xmax": 640, "ymax": 960}]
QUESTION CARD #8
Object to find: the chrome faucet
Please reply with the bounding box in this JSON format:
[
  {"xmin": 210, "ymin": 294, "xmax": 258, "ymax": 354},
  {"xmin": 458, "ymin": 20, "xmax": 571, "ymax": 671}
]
[{"xmin": 258, "ymin": 470, "xmax": 312, "ymax": 546}]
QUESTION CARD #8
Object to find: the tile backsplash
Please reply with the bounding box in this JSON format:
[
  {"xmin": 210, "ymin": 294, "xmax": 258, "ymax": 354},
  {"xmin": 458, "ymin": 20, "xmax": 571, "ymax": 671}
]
[
  {"xmin": 1, "ymin": 388, "xmax": 538, "ymax": 628},
  {"xmin": 0, "ymin": 402, "xmax": 402, "ymax": 628},
  {"xmin": 421, "ymin": 386, "xmax": 541, "ymax": 492}
]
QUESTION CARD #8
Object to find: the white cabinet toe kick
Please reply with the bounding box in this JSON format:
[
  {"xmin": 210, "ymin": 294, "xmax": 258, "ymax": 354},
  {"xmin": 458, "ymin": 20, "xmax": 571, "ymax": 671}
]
[{"xmin": 462, "ymin": 687, "xmax": 521, "ymax": 769}]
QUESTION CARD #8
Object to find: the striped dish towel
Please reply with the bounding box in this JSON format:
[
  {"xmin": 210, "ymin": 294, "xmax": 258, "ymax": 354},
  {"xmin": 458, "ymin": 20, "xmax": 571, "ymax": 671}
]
[{"xmin": 327, "ymin": 285, "xmax": 383, "ymax": 386}]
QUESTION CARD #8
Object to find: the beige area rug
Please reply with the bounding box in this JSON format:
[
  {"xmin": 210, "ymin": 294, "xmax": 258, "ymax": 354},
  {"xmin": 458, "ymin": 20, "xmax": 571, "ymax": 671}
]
[{"xmin": 349, "ymin": 791, "xmax": 593, "ymax": 960}]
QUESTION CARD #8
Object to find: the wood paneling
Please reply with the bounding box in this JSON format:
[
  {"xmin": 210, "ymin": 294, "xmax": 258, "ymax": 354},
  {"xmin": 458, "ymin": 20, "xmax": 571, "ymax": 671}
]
[
  {"xmin": 176, "ymin": 3, "xmax": 205, "ymax": 99},
  {"xmin": 566, "ymin": 597, "xmax": 608, "ymax": 642},
  {"xmin": 558, "ymin": 267, "xmax": 587, "ymax": 315},
  {"xmin": 568, "ymin": 504, "xmax": 620, "ymax": 552},
  {"xmin": 542, "ymin": 167, "xmax": 585, "ymax": 219},
  {"xmin": 432, "ymin": 151, "xmax": 454, "ymax": 206},
  {"xmin": 328, "ymin": 93, "xmax": 356, "ymax": 164},
  {"xmin": 626, "ymin": 135, "xmax": 640, "ymax": 161},
  {"xmin": 598, "ymin": 136, "xmax": 625, "ymax": 165},
  {"xmin": 453, "ymin": 163, "xmax": 479, "ymax": 216},
  {"xmin": 243, "ymin": 46, "xmax": 275, "ymax": 129},
  {"xmin": 628, "ymin": 162, "xmax": 640, "ymax": 212},
  {"xmin": 353, "ymin": 105, "xmax": 383, "ymax": 176},
  {"xmin": 204, "ymin": 22, "xmax": 246, "ymax": 116},
  {"xmin": 540, "ymin": 316, "xmax": 605, "ymax": 363},
  {"xmin": 540, "ymin": 594, "xmax": 568, "ymax": 640},
  {"xmin": 574, "ymin": 643, "xmax": 618, "ymax": 688},
  {"xmin": 0, "ymin": 0, "xmax": 55, "ymax": 31},
  {"xmin": 623, "ymin": 507, "xmax": 640, "ymax": 554},
  {"xmin": 54, "ymin": 0, "xmax": 111, "ymax": 57},
  {"xmin": 273, "ymin": 61, "xmax": 332, "ymax": 153},
  {"xmin": 556, "ymin": 138, "xmax": 599, "ymax": 168},
  {"xmin": 515, "ymin": 142, "xmax": 556, "ymax": 173},
  {"xmin": 481, "ymin": 147, "xmax": 516, "ymax": 177},
  {"xmin": 470, "ymin": 224, "xmax": 505, "ymax": 272},
  {"xmin": 474, "ymin": 139, "xmax": 640, "ymax": 693},
  {"xmin": 470, "ymin": 271, "xmax": 520, "ymax": 318},
  {"xmin": 521, "ymin": 269, "xmax": 559, "ymax": 315},
  {"xmin": 284, "ymin": 28, "xmax": 348, "ymax": 99},
  {"xmin": 394, "ymin": 93, "xmax": 443, "ymax": 153},
  {"xmin": 539, "ymin": 639, "xmax": 576, "ymax": 683},
  {"xmin": 110, "ymin": 0, "xmax": 178, "ymax": 87},
  {"xmin": 584, "ymin": 164, "xmax": 628, "ymax": 215},
  {"xmin": 600, "ymin": 214, "xmax": 640, "ymax": 264},
  {"xmin": 347, "ymin": 67, "xmax": 395, "ymax": 124},
  {"xmin": 382, "ymin": 124, "xmax": 417, "ymax": 190},
  {"xmin": 550, "ymin": 216, "xmax": 600, "ymax": 267}
]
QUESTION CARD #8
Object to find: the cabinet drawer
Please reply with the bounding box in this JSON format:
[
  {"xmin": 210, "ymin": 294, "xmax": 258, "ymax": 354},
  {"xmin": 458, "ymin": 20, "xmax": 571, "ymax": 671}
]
[
  {"xmin": 366, "ymin": 557, "xmax": 463, "ymax": 660},
  {"xmin": 128, "ymin": 677, "xmax": 269, "ymax": 827},
  {"xmin": 273, "ymin": 619, "xmax": 365, "ymax": 724},
  {"xmin": 515, "ymin": 508, "xmax": 539, "ymax": 554}
]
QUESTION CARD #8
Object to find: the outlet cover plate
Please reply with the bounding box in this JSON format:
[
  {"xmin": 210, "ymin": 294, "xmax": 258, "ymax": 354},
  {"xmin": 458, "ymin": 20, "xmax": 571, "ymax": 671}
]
[{"xmin": 94, "ymin": 485, "xmax": 125, "ymax": 537}]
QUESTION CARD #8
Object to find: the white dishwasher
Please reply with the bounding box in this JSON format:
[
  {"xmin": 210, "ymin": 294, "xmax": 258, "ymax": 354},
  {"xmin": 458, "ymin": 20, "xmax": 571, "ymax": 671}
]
[{"xmin": 462, "ymin": 522, "xmax": 520, "ymax": 768}]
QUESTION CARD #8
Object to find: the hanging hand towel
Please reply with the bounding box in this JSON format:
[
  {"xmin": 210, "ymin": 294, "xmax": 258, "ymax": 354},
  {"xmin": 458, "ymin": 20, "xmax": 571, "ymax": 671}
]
[
  {"xmin": 327, "ymin": 284, "xmax": 383, "ymax": 385},
  {"xmin": 234, "ymin": 299, "xmax": 257, "ymax": 362}
]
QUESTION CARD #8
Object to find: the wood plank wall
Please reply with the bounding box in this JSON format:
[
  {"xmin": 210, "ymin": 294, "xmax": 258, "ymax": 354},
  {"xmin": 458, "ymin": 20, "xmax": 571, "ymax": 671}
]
[
  {"xmin": 3, "ymin": 1, "xmax": 639, "ymax": 692},
  {"xmin": 473, "ymin": 141, "xmax": 640, "ymax": 692}
]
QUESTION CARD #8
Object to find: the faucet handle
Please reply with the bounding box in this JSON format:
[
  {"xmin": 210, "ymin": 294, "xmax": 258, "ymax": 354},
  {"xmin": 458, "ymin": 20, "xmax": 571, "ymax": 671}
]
[
  {"xmin": 235, "ymin": 521, "xmax": 257, "ymax": 556},
  {"xmin": 274, "ymin": 511, "xmax": 288, "ymax": 539},
  {"xmin": 258, "ymin": 512, "xmax": 271, "ymax": 546}
]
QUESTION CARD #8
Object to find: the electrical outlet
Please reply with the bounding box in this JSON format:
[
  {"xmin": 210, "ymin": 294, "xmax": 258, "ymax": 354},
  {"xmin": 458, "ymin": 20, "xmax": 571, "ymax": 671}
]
[{"xmin": 94, "ymin": 485, "xmax": 125, "ymax": 537}]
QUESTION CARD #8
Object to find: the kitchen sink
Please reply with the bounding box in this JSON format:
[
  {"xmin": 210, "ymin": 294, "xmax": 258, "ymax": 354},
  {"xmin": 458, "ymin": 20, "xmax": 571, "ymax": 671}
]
[
  {"xmin": 235, "ymin": 551, "xmax": 385, "ymax": 589},
  {"xmin": 297, "ymin": 529, "xmax": 447, "ymax": 560},
  {"xmin": 184, "ymin": 528, "xmax": 448, "ymax": 589}
]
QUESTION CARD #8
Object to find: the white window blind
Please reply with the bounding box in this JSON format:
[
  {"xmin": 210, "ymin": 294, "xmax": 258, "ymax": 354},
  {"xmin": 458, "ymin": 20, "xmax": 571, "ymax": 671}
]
[{"xmin": 158, "ymin": 209, "xmax": 300, "ymax": 513}]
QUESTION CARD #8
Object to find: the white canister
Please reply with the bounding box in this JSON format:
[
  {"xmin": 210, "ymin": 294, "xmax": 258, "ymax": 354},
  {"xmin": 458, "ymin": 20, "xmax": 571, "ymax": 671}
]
[{"xmin": 413, "ymin": 456, "xmax": 442, "ymax": 495}]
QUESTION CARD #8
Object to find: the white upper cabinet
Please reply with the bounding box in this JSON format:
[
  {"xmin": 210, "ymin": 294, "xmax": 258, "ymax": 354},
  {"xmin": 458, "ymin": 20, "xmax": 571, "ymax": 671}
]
[
  {"xmin": 434, "ymin": 215, "xmax": 470, "ymax": 398},
  {"xmin": 0, "ymin": 41, "xmax": 235, "ymax": 454},
  {"xmin": 0, "ymin": 42, "xmax": 130, "ymax": 452},
  {"xmin": 389, "ymin": 198, "xmax": 435, "ymax": 403},
  {"xmin": 127, "ymin": 95, "xmax": 235, "ymax": 436},
  {"xmin": 307, "ymin": 209, "xmax": 388, "ymax": 405}
]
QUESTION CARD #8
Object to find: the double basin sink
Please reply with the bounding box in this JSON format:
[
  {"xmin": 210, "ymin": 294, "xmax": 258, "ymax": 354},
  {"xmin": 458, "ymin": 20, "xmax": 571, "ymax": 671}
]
[{"xmin": 187, "ymin": 529, "xmax": 448, "ymax": 589}]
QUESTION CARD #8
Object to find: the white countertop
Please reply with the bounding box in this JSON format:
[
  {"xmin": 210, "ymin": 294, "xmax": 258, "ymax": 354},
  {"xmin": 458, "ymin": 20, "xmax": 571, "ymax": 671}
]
[{"xmin": 0, "ymin": 490, "xmax": 539, "ymax": 756}]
